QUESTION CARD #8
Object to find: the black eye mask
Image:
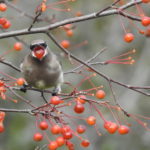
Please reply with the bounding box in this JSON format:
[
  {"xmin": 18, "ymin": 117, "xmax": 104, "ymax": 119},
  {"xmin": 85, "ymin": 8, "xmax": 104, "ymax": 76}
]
[{"xmin": 30, "ymin": 43, "xmax": 47, "ymax": 50}]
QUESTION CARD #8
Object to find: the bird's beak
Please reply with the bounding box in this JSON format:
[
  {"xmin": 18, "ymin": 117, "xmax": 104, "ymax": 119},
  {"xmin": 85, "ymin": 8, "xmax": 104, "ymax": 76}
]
[{"xmin": 32, "ymin": 46, "xmax": 47, "ymax": 60}]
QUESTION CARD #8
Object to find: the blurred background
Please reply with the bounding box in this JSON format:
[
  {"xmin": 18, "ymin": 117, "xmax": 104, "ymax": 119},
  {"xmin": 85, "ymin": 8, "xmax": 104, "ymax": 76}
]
[{"xmin": 0, "ymin": 0, "xmax": 150, "ymax": 150}]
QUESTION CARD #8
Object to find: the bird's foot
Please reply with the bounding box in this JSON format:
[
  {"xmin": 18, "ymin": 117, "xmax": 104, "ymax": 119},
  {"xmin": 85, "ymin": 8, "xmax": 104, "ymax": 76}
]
[
  {"xmin": 20, "ymin": 84, "xmax": 28, "ymax": 93},
  {"xmin": 52, "ymin": 86, "xmax": 61, "ymax": 96}
]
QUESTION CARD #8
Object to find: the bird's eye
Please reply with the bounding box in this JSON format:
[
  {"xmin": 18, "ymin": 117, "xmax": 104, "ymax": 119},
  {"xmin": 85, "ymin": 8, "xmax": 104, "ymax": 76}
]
[
  {"xmin": 30, "ymin": 45, "xmax": 36, "ymax": 50},
  {"xmin": 40, "ymin": 43, "xmax": 47, "ymax": 48},
  {"xmin": 30, "ymin": 42, "xmax": 47, "ymax": 50}
]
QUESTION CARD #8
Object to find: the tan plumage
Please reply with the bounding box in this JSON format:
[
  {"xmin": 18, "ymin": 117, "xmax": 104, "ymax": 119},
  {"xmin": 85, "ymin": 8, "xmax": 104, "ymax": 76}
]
[{"xmin": 20, "ymin": 40, "xmax": 63, "ymax": 93}]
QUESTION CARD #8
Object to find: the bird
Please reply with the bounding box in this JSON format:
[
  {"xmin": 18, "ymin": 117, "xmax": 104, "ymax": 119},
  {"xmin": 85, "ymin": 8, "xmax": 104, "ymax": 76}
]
[{"xmin": 20, "ymin": 39, "xmax": 63, "ymax": 95}]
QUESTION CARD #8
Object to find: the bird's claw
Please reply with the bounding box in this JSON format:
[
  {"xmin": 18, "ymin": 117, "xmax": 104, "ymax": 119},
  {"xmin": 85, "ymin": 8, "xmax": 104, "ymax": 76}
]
[
  {"xmin": 52, "ymin": 86, "xmax": 61, "ymax": 96},
  {"xmin": 20, "ymin": 84, "xmax": 28, "ymax": 93}
]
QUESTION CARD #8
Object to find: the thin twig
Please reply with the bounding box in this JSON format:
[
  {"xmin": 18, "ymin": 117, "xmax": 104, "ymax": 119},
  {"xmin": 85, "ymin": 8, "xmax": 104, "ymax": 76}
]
[
  {"xmin": 108, "ymin": 81, "xmax": 129, "ymax": 117},
  {"xmin": 5, "ymin": 0, "xmax": 41, "ymax": 21},
  {"xmin": 8, "ymin": 87, "xmax": 36, "ymax": 108},
  {"xmin": 28, "ymin": 11, "xmax": 42, "ymax": 31},
  {"xmin": 41, "ymin": 91, "xmax": 48, "ymax": 103},
  {"xmin": 64, "ymin": 47, "xmax": 107, "ymax": 74},
  {"xmin": 96, "ymin": 0, "xmax": 121, "ymax": 16},
  {"xmin": 0, "ymin": 59, "xmax": 21, "ymax": 72}
]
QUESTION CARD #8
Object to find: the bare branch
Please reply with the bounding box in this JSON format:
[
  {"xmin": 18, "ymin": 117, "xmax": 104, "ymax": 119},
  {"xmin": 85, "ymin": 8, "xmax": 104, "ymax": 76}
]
[
  {"xmin": 0, "ymin": 0, "xmax": 142, "ymax": 39},
  {"xmin": 46, "ymin": 32, "xmax": 150, "ymax": 97},
  {"xmin": 0, "ymin": 59, "xmax": 21, "ymax": 72},
  {"xmin": 28, "ymin": 11, "xmax": 42, "ymax": 31}
]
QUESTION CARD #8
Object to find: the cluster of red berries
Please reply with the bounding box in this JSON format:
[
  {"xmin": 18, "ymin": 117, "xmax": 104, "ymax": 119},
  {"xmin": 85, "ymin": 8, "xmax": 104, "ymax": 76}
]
[
  {"xmin": 0, "ymin": 17, "xmax": 11, "ymax": 29},
  {"xmin": 122, "ymin": 1, "xmax": 150, "ymax": 43},
  {"xmin": 74, "ymin": 95, "xmax": 86, "ymax": 114},
  {"xmin": 123, "ymin": 16, "xmax": 150, "ymax": 43},
  {"xmin": 0, "ymin": 80, "xmax": 6, "ymax": 100},
  {"xmin": 33, "ymin": 121, "xmax": 90, "ymax": 150},
  {"xmin": 73, "ymin": 90, "xmax": 106, "ymax": 114},
  {"xmin": 0, "ymin": 3, "xmax": 7, "ymax": 12},
  {"xmin": 32, "ymin": 94, "xmax": 99, "ymax": 149},
  {"xmin": 32, "ymin": 89, "xmax": 130, "ymax": 149},
  {"xmin": 32, "ymin": 89, "xmax": 131, "ymax": 149},
  {"xmin": 0, "ymin": 111, "xmax": 6, "ymax": 133},
  {"xmin": 0, "ymin": 3, "xmax": 11, "ymax": 29},
  {"xmin": 104, "ymin": 121, "xmax": 130, "ymax": 135},
  {"xmin": 63, "ymin": 24, "xmax": 74, "ymax": 37},
  {"xmin": 60, "ymin": 24, "xmax": 74, "ymax": 49}
]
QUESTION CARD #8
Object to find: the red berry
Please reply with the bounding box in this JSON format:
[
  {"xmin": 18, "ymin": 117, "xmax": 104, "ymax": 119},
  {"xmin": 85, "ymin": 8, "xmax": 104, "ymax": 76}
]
[
  {"xmin": 86, "ymin": 116, "xmax": 96, "ymax": 126},
  {"xmin": 39, "ymin": 121, "xmax": 48, "ymax": 130},
  {"xmin": 0, "ymin": 86, "xmax": 6, "ymax": 93},
  {"xmin": 76, "ymin": 11, "xmax": 83, "ymax": 17},
  {"xmin": 74, "ymin": 102, "xmax": 85, "ymax": 114},
  {"xmin": 66, "ymin": 141, "xmax": 74, "ymax": 149},
  {"xmin": 139, "ymin": 30, "xmax": 145, "ymax": 35},
  {"xmin": 33, "ymin": 48, "xmax": 45, "ymax": 60},
  {"xmin": 0, "ymin": 18, "xmax": 7, "ymax": 25},
  {"xmin": 50, "ymin": 96, "xmax": 61, "ymax": 105},
  {"xmin": 66, "ymin": 30, "xmax": 74, "ymax": 37},
  {"xmin": 0, "ymin": 111, "xmax": 5, "ymax": 122},
  {"xmin": 63, "ymin": 24, "xmax": 72, "ymax": 30},
  {"xmin": 107, "ymin": 122, "xmax": 118, "ymax": 134},
  {"xmin": 141, "ymin": 16, "xmax": 150, "ymax": 26},
  {"xmin": 16, "ymin": 78, "xmax": 25, "ymax": 86},
  {"xmin": 76, "ymin": 125, "xmax": 86, "ymax": 134},
  {"xmin": 61, "ymin": 125, "xmax": 71, "ymax": 134},
  {"xmin": 2, "ymin": 20, "xmax": 11, "ymax": 29},
  {"xmin": 63, "ymin": 131, "xmax": 73, "ymax": 140},
  {"xmin": 0, "ymin": 3, "xmax": 7, "ymax": 12},
  {"xmin": 68, "ymin": 147, "xmax": 74, "ymax": 150},
  {"xmin": 33, "ymin": 132, "xmax": 43, "ymax": 141},
  {"xmin": 56, "ymin": 136, "xmax": 65, "ymax": 147},
  {"xmin": 104, "ymin": 121, "xmax": 112, "ymax": 130},
  {"xmin": 51, "ymin": 124, "xmax": 61, "ymax": 134},
  {"xmin": 41, "ymin": 2, "xmax": 46, "ymax": 12},
  {"xmin": 81, "ymin": 139, "xmax": 90, "ymax": 147},
  {"xmin": 0, "ymin": 122, "xmax": 4, "ymax": 133},
  {"xmin": 48, "ymin": 141, "xmax": 58, "ymax": 150},
  {"xmin": 142, "ymin": 0, "xmax": 150, "ymax": 3},
  {"xmin": 14, "ymin": 42, "xmax": 23, "ymax": 51},
  {"xmin": 95, "ymin": 90, "xmax": 106, "ymax": 99},
  {"xmin": 124, "ymin": 33, "xmax": 134, "ymax": 43},
  {"xmin": 118, "ymin": 125, "xmax": 130, "ymax": 135},
  {"xmin": 0, "ymin": 80, "xmax": 4, "ymax": 87},
  {"xmin": 60, "ymin": 40, "xmax": 70, "ymax": 49},
  {"xmin": 76, "ymin": 95, "xmax": 86, "ymax": 104}
]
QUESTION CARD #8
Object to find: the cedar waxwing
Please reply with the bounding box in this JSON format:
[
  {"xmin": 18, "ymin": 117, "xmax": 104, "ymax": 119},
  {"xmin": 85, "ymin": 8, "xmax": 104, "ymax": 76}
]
[{"xmin": 20, "ymin": 39, "xmax": 63, "ymax": 94}]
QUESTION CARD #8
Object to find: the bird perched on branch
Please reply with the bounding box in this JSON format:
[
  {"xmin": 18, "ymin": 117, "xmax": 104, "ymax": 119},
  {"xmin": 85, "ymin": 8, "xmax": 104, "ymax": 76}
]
[{"xmin": 20, "ymin": 39, "xmax": 63, "ymax": 95}]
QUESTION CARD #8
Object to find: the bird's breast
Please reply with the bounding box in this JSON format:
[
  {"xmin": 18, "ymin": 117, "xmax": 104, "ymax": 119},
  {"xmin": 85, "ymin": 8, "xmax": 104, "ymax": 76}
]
[{"xmin": 35, "ymin": 80, "xmax": 46, "ymax": 89}]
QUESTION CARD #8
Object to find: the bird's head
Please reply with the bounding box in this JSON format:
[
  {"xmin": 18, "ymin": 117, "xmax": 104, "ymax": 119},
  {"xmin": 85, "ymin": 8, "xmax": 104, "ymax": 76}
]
[{"xmin": 30, "ymin": 39, "xmax": 48, "ymax": 60}]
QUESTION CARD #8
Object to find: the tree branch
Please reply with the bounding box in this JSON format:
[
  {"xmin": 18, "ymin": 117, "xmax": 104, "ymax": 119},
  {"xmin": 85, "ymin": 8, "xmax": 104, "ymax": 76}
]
[
  {"xmin": 0, "ymin": 0, "xmax": 142, "ymax": 39},
  {"xmin": 46, "ymin": 32, "xmax": 150, "ymax": 97},
  {"xmin": 0, "ymin": 59, "xmax": 21, "ymax": 72}
]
